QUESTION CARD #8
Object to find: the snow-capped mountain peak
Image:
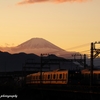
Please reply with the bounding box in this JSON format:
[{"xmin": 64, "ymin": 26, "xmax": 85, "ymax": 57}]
[
  {"xmin": 0, "ymin": 38, "xmax": 76, "ymax": 58},
  {"xmin": 17, "ymin": 38, "xmax": 64, "ymax": 50}
]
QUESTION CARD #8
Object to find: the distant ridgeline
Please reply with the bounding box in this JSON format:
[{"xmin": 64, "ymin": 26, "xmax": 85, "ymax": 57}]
[
  {"xmin": 0, "ymin": 51, "xmax": 39, "ymax": 72},
  {"xmin": 0, "ymin": 51, "xmax": 99, "ymax": 72}
]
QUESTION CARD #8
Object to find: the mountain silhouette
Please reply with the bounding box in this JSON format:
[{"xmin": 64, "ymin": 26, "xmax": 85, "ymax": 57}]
[
  {"xmin": 0, "ymin": 51, "xmax": 84, "ymax": 72},
  {"xmin": 0, "ymin": 51, "xmax": 40, "ymax": 72},
  {"xmin": 1, "ymin": 38, "xmax": 76, "ymax": 58}
]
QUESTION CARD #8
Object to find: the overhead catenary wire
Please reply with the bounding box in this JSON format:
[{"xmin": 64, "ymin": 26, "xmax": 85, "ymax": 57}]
[
  {"xmin": 65, "ymin": 43, "xmax": 90, "ymax": 51},
  {"xmin": 79, "ymin": 50, "xmax": 90, "ymax": 54},
  {"xmin": 47, "ymin": 43, "xmax": 90, "ymax": 54}
]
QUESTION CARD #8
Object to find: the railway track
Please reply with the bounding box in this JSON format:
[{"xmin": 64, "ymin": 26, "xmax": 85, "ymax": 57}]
[
  {"xmin": 1, "ymin": 84, "xmax": 100, "ymax": 100},
  {"xmin": 26, "ymin": 84, "xmax": 100, "ymax": 94},
  {"xmin": 17, "ymin": 85, "xmax": 100, "ymax": 100}
]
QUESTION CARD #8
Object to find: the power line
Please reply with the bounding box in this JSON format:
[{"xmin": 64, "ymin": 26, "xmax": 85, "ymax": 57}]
[
  {"xmin": 65, "ymin": 43, "xmax": 90, "ymax": 50},
  {"xmin": 79, "ymin": 50, "xmax": 90, "ymax": 53}
]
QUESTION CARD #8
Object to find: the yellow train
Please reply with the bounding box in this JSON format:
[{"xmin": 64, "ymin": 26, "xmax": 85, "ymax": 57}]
[
  {"xmin": 26, "ymin": 69, "xmax": 81, "ymax": 85},
  {"xmin": 26, "ymin": 68, "xmax": 100, "ymax": 86}
]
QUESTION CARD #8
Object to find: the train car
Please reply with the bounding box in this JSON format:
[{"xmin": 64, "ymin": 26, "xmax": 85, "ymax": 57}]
[
  {"xmin": 81, "ymin": 69, "xmax": 100, "ymax": 85},
  {"xmin": 42, "ymin": 69, "xmax": 68, "ymax": 84},
  {"xmin": 26, "ymin": 72, "xmax": 44, "ymax": 84},
  {"xmin": 26, "ymin": 69, "xmax": 82, "ymax": 85},
  {"xmin": 26, "ymin": 69, "xmax": 68, "ymax": 85}
]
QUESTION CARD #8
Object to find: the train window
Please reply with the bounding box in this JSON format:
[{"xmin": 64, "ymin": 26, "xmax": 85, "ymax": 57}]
[
  {"xmin": 34, "ymin": 76, "xmax": 36, "ymax": 79},
  {"xmin": 46, "ymin": 75, "xmax": 47, "ymax": 79},
  {"xmin": 38, "ymin": 75, "xmax": 40, "ymax": 79},
  {"xmin": 34, "ymin": 76, "xmax": 35, "ymax": 79},
  {"xmin": 51, "ymin": 74, "xmax": 52, "ymax": 79},
  {"xmin": 39, "ymin": 76, "xmax": 41, "ymax": 79},
  {"xmin": 59, "ymin": 74, "xmax": 62, "ymax": 79},
  {"xmin": 63, "ymin": 73, "xmax": 64, "ymax": 78},
  {"xmin": 48, "ymin": 75, "xmax": 50, "ymax": 79},
  {"xmin": 38, "ymin": 76, "xmax": 39, "ymax": 79},
  {"xmin": 37, "ymin": 76, "xmax": 39, "ymax": 79},
  {"xmin": 56, "ymin": 74, "xmax": 58, "ymax": 79},
  {"xmin": 36, "ymin": 76, "xmax": 37, "ymax": 79},
  {"xmin": 53, "ymin": 74, "xmax": 56, "ymax": 79},
  {"xmin": 42, "ymin": 75, "xmax": 44, "ymax": 79}
]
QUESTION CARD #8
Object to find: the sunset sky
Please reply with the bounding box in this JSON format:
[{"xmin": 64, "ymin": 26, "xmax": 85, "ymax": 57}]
[{"xmin": 0, "ymin": 0, "xmax": 100, "ymax": 54}]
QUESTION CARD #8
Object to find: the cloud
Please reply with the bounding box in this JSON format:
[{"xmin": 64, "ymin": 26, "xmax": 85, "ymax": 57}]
[{"xmin": 17, "ymin": 0, "xmax": 92, "ymax": 5}]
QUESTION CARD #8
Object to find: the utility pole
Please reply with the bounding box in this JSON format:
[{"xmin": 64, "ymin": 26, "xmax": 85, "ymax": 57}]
[
  {"xmin": 90, "ymin": 41, "xmax": 100, "ymax": 87},
  {"xmin": 40, "ymin": 53, "xmax": 60, "ymax": 85},
  {"xmin": 40, "ymin": 54, "xmax": 43, "ymax": 85},
  {"xmin": 90, "ymin": 42, "xmax": 94, "ymax": 87},
  {"xmin": 83, "ymin": 54, "xmax": 86, "ymax": 69},
  {"xmin": 40, "ymin": 54, "xmax": 49, "ymax": 85}
]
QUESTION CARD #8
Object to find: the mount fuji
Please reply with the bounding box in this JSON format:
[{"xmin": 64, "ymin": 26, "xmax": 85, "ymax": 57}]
[{"xmin": 0, "ymin": 38, "xmax": 77, "ymax": 58}]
